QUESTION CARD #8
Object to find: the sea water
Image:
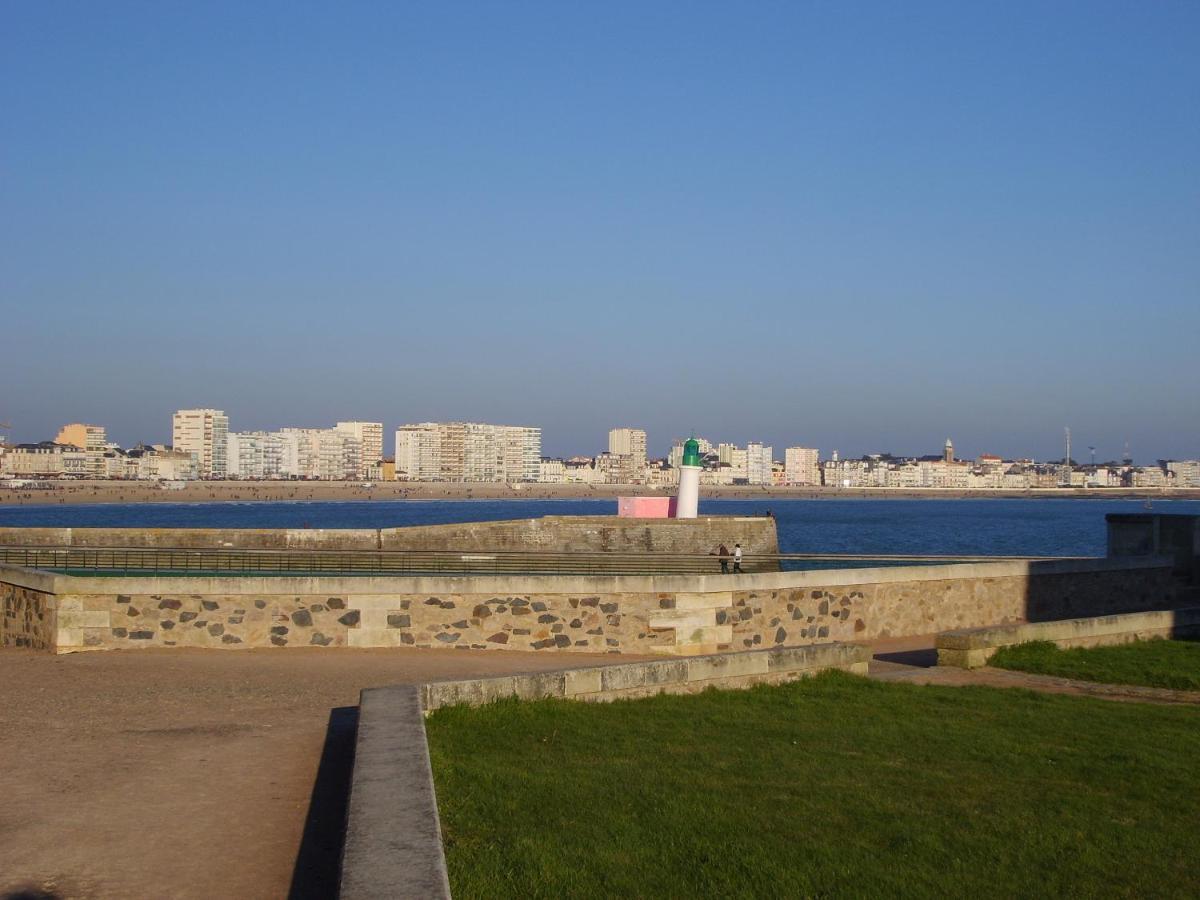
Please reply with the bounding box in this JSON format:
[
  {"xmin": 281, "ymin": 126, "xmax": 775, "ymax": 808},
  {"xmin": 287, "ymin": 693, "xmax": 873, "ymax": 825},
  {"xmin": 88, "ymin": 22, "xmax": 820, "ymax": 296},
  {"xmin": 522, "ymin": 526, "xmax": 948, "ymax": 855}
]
[{"xmin": 2, "ymin": 497, "xmax": 1196, "ymax": 557}]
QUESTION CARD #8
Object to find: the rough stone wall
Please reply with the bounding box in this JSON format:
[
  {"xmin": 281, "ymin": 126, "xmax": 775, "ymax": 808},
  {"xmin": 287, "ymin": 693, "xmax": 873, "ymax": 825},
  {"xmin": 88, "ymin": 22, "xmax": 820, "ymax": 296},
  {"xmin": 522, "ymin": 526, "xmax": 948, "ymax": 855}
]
[
  {"xmin": 1, "ymin": 581, "xmax": 55, "ymax": 650},
  {"xmin": 55, "ymin": 590, "xmax": 674, "ymax": 654},
  {"xmin": 724, "ymin": 566, "xmax": 1178, "ymax": 650},
  {"xmin": 9, "ymin": 559, "xmax": 1176, "ymax": 655}
]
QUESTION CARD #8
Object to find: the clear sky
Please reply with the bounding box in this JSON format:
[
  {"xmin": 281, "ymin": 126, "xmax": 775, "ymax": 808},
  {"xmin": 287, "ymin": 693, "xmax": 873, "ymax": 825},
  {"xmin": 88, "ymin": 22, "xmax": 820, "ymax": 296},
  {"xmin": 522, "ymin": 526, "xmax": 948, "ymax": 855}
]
[{"xmin": 3, "ymin": 1, "xmax": 1197, "ymax": 462}]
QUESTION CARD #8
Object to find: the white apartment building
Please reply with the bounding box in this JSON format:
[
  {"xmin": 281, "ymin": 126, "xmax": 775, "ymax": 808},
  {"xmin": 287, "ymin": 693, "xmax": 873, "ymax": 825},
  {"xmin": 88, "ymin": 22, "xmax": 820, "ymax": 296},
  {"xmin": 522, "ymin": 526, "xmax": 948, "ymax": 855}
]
[
  {"xmin": 226, "ymin": 427, "xmax": 358, "ymax": 480},
  {"xmin": 395, "ymin": 423, "xmax": 443, "ymax": 481},
  {"xmin": 336, "ymin": 422, "xmax": 384, "ymax": 477},
  {"xmin": 172, "ymin": 408, "xmax": 229, "ymax": 478},
  {"xmin": 0, "ymin": 443, "xmax": 82, "ymax": 477},
  {"xmin": 746, "ymin": 442, "xmax": 774, "ymax": 485},
  {"xmin": 283, "ymin": 428, "xmax": 361, "ymax": 480},
  {"xmin": 538, "ymin": 457, "xmax": 566, "ymax": 483},
  {"xmin": 1132, "ymin": 466, "xmax": 1169, "ymax": 487},
  {"xmin": 127, "ymin": 445, "xmax": 199, "ymax": 480},
  {"xmin": 394, "ymin": 422, "xmax": 541, "ymax": 483},
  {"xmin": 784, "ymin": 447, "xmax": 820, "ymax": 486},
  {"xmin": 1167, "ymin": 460, "xmax": 1200, "ymax": 488},
  {"xmin": 886, "ymin": 463, "xmax": 923, "ymax": 488},
  {"xmin": 918, "ymin": 459, "xmax": 972, "ymax": 488},
  {"xmin": 502, "ymin": 425, "xmax": 542, "ymax": 482}
]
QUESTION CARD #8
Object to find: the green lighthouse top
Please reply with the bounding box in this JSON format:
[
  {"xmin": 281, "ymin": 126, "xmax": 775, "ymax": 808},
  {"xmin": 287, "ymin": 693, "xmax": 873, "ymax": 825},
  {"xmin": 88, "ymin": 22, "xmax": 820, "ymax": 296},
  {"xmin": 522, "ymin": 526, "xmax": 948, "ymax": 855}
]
[{"xmin": 682, "ymin": 437, "xmax": 701, "ymax": 467}]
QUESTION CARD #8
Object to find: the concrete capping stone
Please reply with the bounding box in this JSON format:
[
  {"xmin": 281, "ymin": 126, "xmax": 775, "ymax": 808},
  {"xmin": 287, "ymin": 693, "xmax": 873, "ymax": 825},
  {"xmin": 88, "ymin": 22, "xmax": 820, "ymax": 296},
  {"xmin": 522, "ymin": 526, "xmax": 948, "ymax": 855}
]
[
  {"xmin": 11, "ymin": 554, "xmax": 1169, "ymax": 599},
  {"xmin": 420, "ymin": 642, "xmax": 870, "ymax": 712},
  {"xmin": 340, "ymin": 685, "xmax": 451, "ymax": 900},
  {"xmin": 0, "ymin": 564, "xmax": 66, "ymax": 594},
  {"xmin": 936, "ymin": 606, "xmax": 1200, "ymax": 668}
]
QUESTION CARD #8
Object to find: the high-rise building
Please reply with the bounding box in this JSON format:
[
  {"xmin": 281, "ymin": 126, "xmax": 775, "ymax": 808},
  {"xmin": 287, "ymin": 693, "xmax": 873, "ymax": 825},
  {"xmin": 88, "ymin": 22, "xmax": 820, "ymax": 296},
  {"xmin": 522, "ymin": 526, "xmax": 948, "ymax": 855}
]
[
  {"xmin": 54, "ymin": 423, "xmax": 107, "ymax": 451},
  {"xmin": 394, "ymin": 422, "xmax": 541, "ymax": 482},
  {"xmin": 395, "ymin": 423, "xmax": 443, "ymax": 481},
  {"xmin": 746, "ymin": 442, "xmax": 774, "ymax": 485},
  {"xmin": 608, "ymin": 428, "xmax": 648, "ymax": 483},
  {"xmin": 784, "ymin": 447, "xmax": 820, "ymax": 485},
  {"xmin": 336, "ymin": 421, "xmax": 384, "ymax": 477},
  {"xmin": 172, "ymin": 409, "xmax": 229, "ymax": 478}
]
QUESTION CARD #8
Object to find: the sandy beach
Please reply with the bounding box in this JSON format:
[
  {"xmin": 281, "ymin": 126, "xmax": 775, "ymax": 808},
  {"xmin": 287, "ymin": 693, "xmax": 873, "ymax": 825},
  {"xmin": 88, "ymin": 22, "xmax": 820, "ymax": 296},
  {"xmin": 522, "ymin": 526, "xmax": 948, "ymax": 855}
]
[{"xmin": 0, "ymin": 479, "xmax": 1196, "ymax": 507}]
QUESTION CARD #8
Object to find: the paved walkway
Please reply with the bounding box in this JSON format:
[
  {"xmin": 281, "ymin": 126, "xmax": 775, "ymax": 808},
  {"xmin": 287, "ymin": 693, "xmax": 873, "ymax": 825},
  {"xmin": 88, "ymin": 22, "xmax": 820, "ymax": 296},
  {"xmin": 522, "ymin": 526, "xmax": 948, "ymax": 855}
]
[{"xmin": 867, "ymin": 634, "xmax": 1200, "ymax": 706}]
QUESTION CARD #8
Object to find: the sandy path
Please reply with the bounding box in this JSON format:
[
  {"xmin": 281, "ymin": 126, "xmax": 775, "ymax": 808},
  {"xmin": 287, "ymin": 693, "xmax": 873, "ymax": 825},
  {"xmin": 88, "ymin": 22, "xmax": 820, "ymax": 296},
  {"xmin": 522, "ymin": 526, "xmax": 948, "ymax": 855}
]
[{"xmin": 0, "ymin": 646, "xmax": 639, "ymax": 899}]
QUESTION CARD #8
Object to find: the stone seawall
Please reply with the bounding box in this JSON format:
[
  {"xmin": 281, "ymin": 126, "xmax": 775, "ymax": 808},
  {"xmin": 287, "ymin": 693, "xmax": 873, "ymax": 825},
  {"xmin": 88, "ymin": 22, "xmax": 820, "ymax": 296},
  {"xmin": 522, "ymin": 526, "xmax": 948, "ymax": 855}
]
[
  {"xmin": 0, "ymin": 515, "xmax": 779, "ymax": 559},
  {"xmin": 1, "ymin": 557, "xmax": 1176, "ymax": 655}
]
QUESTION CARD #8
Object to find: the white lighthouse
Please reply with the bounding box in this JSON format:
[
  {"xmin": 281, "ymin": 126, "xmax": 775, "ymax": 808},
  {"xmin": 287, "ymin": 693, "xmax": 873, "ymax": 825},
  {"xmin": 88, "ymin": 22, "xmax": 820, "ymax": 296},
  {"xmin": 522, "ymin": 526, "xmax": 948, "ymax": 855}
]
[{"xmin": 675, "ymin": 437, "xmax": 701, "ymax": 519}]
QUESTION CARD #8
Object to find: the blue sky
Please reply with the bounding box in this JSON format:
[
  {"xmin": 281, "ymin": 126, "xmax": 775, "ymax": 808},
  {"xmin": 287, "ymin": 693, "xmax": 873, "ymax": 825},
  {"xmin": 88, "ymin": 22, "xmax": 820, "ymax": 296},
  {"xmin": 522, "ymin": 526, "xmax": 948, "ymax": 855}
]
[{"xmin": 3, "ymin": 1, "xmax": 1197, "ymax": 462}]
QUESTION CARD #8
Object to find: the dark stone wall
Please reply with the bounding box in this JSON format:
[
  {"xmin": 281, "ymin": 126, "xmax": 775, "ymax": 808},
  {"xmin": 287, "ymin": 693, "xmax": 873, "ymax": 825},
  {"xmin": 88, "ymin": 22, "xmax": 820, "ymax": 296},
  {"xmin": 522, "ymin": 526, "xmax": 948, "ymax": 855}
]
[{"xmin": 1, "ymin": 581, "xmax": 55, "ymax": 650}]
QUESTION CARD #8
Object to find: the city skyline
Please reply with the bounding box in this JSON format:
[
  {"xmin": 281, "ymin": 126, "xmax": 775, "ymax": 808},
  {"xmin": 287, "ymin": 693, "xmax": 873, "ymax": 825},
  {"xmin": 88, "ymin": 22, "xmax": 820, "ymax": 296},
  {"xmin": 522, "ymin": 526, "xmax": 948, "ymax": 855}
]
[
  {"xmin": 2, "ymin": 408, "xmax": 1194, "ymax": 469},
  {"xmin": 3, "ymin": 3, "xmax": 1198, "ymax": 462}
]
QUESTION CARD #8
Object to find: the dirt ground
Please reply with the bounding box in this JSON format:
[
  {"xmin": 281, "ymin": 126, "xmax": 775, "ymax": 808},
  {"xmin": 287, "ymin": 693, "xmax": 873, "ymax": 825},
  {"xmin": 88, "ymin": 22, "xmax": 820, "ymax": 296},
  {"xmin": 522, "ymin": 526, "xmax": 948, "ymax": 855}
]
[{"xmin": 0, "ymin": 646, "xmax": 636, "ymax": 899}]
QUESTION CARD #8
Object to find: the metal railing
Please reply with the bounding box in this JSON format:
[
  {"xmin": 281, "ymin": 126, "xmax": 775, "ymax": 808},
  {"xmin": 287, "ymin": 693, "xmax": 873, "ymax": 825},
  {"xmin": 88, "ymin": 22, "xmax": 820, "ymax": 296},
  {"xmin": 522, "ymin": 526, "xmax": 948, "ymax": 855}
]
[{"xmin": 0, "ymin": 545, "xmax": 1083, "ymax": 578}]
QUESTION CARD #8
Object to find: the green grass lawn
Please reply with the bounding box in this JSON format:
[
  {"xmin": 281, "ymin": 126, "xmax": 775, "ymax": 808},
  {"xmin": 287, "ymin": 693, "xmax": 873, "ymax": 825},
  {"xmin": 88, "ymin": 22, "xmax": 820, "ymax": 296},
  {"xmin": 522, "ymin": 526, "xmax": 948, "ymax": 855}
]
[
  {"xmin": 990, "ymin": 637, "xmax": 1200, "ymax": 691},
  {"xmin": 426, "ymin": 673, "xmax": 1200, "ymax": 899}
]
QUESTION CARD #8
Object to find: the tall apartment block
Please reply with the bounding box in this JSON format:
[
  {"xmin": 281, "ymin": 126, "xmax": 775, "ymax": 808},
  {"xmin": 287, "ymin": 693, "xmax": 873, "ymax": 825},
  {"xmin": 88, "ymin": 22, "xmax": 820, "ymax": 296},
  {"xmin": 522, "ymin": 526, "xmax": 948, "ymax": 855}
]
[
  {"xmin": 394, "ymin": 422, "xmax": 541, "ymax": 482},
  {"xmin": 746, "ymin": 441, "xmax": 774, "ymax": 485},
  {"xmin": 608, "ymin": 427, "xmax": 648, "ymax": 481},
  {"xmin": 784, "ymin": 447, "xmax": 821, "ymax": 485},
  {"xmin": 335, "ymin": 421, "xmax": 384, "ymax": 477},
  {"xmin": 172, "ymin": 408, "xmax": 229, "ymax": 478}
]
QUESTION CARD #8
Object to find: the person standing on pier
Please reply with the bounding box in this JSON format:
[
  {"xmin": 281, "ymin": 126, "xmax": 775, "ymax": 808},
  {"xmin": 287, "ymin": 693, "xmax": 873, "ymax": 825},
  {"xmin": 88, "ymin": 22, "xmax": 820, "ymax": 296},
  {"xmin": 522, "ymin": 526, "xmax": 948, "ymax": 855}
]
[{"xmin": 733, "ymin": 543, "xmax": 743, "ymax": 573}]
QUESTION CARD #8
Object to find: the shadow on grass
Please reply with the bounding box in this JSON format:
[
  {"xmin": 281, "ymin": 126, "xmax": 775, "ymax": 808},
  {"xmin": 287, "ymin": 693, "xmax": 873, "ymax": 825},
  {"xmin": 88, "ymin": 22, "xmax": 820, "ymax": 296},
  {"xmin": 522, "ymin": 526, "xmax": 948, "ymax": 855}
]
[{"xmin": 288, "ymin": 705, "xmax": 359, "ymax": 900}]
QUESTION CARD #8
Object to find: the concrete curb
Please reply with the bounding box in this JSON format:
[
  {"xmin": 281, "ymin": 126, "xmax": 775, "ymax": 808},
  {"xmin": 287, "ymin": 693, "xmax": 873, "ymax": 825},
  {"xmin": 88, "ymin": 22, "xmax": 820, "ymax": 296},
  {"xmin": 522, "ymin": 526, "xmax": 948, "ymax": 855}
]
[
  {"xmin": 419, "ymin": 640, "xmax": 871, "ymax": 711},
  {"xmin": 339, "ymin": 685, "xmax": 452, "ymax": 900},
  {"xmin": 936, "ymin": 606, "xmax": 1200, "ymax": 668}
]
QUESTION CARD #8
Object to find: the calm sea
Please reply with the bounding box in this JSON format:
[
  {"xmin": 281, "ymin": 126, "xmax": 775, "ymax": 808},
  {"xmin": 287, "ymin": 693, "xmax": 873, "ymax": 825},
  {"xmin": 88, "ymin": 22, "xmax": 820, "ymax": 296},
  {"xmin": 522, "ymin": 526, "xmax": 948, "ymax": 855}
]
[{"xmin": 2, "ymin": 497, "xmax": 1196, "ymax": 557}]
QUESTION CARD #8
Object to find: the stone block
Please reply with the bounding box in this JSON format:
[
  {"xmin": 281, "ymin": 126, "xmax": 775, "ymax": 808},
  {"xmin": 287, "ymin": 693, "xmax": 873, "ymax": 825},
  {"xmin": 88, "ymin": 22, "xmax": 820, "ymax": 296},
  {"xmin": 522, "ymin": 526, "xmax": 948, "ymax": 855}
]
[
  {"xmin": 685, "ymin": 652, "xmax": 768, "ymax": 682},
  {"xmin": 55, "ymin": 628, "xmax": 83, "ymax": 651},
  {"xmin": 56, "ymin": 609, "xmax": 111, "ymax": 629},
  {"xmin": 348, "ymin": 628, "xmax": 408, "ymax": 648},
  {"xmin": 673, "ymin": 591, "xmax": 732, "ymax": 610},
  {"xmin": 648, "ymin": 610, "xmax": 715, "ymax": 632},
  {"xmin": 563, "ymin": 668, "xmax": 603, "ymax": 697},
  {"xmin": 599, "ymin": 659, "xmax": 688, "ymax": 692}
]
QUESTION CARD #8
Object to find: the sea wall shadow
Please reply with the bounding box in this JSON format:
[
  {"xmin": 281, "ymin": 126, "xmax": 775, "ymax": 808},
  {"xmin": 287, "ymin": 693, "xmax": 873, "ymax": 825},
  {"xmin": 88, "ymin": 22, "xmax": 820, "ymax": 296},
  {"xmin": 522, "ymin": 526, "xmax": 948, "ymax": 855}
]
[{"xmin": 288, "ymin": 705, "xmax": 359, "ymax": 900}]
